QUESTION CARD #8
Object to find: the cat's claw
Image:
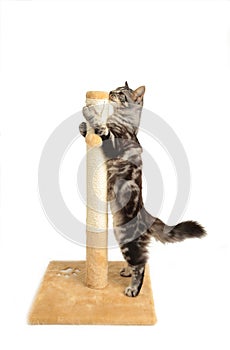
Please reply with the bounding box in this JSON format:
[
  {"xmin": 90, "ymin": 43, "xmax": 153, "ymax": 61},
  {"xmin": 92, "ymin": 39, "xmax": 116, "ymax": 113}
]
[{"xmin": 125, "ymin": 286, "xmax": 140, "ymax": 297}]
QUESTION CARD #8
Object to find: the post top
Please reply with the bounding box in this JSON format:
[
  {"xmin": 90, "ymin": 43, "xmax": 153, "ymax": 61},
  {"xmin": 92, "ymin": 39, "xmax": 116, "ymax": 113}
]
[{"xmin": 86, "ymin": 91, "xmax": 109, "ymax": 100}]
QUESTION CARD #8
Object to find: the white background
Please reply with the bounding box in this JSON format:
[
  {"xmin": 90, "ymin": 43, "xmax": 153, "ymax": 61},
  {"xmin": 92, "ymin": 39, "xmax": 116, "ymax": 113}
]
[{"xmin": 0, "ymin": 1, "xmax": 230, "ymax": 349}]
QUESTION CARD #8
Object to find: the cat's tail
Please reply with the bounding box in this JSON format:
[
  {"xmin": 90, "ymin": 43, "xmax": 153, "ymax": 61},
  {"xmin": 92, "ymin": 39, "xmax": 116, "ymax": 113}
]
[{"xmin": 149, "ymin": 217, "xmax": 206, "ymax": 243}]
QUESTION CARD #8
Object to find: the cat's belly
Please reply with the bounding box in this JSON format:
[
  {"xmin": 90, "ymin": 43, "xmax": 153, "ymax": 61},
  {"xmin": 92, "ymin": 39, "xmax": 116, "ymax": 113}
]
[
  {"xmin": 107, "ymin": 158, "xmax": 143, "ymax": 218},
  {"xmin": 112, "ymin": 207, "xmax": 153, "ymax": 245}
]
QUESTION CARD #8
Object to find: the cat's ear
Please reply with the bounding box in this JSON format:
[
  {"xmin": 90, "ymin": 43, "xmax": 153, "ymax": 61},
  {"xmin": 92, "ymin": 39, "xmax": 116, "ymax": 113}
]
[
  {"xmin": 133, "ymin": 86, "xmax": 145, "ymax": 102},
  {"xmin": 125, "ymin": 81, "xmax": 129, "ymax": 89}
]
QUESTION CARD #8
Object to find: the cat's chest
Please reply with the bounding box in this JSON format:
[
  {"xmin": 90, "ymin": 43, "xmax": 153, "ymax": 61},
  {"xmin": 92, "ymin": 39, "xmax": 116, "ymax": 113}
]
[
  {"xmin": 106, "ymin": 158, "xmax": 142, "ymax": 192},
  {"xmin": 107, "ymin": 159, "xmax": 133, "ymax": 182}
]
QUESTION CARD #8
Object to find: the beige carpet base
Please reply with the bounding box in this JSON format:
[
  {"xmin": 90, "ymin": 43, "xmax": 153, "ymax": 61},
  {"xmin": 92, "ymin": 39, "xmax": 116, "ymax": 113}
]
[{"xmin": 28, "ymin": 261, "xmax": 157, "ymax": 325}]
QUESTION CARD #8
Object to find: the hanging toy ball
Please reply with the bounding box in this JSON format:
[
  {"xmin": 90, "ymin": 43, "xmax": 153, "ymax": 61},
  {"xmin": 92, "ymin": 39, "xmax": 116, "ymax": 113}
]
[{"xmin": 85, "ymin": 133, "xmax": 103, "ymax": 148}]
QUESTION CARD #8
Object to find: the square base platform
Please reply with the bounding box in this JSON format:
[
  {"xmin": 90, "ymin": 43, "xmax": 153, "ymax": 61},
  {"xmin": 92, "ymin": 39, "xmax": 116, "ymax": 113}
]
[{"xmin": 28, "ymin": 261, "xmax": 157, "ymax": 325}]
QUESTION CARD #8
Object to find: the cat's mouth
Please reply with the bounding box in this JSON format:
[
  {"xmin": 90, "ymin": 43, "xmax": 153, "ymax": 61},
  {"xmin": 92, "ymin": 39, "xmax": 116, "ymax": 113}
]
[{"xmin": 109, "ymin": 92, "xmax": 127, "ymax": 106}]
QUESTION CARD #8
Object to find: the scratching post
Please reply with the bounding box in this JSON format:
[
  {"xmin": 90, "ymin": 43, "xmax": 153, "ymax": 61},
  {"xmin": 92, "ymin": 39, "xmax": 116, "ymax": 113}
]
[
  {"xmin": 85, "ymin": 91, "xmax": 109, "ymax": 289},
  {"xmin": 28, "ymin": 89, "xmax": 156, "ymax": 325}
]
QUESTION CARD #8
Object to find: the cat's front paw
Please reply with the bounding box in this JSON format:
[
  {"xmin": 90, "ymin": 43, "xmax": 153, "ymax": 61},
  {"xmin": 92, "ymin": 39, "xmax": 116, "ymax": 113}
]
[
  {"xmin": 125, "ymin": 286, "xmax": 140, "ymax": 297},
  {"xmin": 82, "ymin": 105, "xmax": 101, "ymax": 125},
  {"xmin": 82, "ymin": 106, "xmax": 92, "ymax": 122}
]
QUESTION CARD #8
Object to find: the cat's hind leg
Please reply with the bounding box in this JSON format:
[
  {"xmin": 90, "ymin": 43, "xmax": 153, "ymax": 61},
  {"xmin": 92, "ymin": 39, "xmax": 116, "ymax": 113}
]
[{"xmin": 125, "ymin": 264, "xmax": 145, "ymax": 297}]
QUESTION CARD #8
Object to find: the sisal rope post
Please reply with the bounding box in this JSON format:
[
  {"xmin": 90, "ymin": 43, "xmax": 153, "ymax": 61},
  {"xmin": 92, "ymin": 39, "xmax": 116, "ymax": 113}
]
[
  {"xmin": 85, "ymin": 91, "xmax": 109, "ymax": 289},
  {"xmin": 27, "ymin": 92, "xmax": 156, "ymax": 326}
]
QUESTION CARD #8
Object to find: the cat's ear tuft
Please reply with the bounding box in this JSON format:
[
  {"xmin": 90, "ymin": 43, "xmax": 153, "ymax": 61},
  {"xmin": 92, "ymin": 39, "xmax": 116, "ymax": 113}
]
[
  {"xmin": 125, "ymin": 81, "xmax": 129, "ymax": 89},
  {"xmin": 133, "ymin": 86, "xmax": 145, "ymax": 101}
]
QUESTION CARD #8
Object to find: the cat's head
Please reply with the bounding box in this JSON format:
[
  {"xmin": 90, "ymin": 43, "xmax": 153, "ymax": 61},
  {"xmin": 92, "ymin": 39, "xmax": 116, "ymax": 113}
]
[{"xmin": 109, "ymin": 82, "xmax": 145, "ymax": 109}]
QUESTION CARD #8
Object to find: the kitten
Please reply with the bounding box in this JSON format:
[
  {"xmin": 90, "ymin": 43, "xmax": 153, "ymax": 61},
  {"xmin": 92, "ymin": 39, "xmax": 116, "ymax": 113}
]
[{"xmin": 79, "ymin": 82, "xmax": 206, "ymax": 297}]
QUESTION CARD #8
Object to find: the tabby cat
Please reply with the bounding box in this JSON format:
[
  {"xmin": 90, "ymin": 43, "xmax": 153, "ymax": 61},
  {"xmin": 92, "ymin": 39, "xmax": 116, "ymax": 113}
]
[{"xmin": 79, "ymin": 82, "xmax": 206, "ymax": 297}]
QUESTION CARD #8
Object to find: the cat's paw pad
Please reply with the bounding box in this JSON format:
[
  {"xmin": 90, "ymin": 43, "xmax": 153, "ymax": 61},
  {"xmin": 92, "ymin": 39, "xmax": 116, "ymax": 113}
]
[
  {"xmin": 125, "ymin": 286, "xmax": 139, "ymax": 297},
  {"xmin": 120, "ymin": 268, "xmax": 132, "ymax": 277}
]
